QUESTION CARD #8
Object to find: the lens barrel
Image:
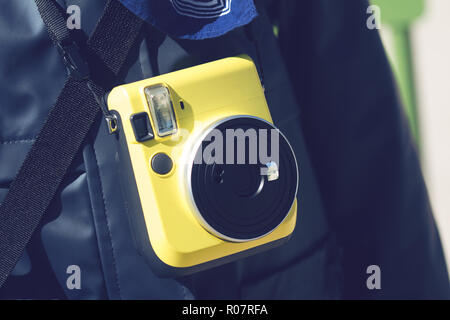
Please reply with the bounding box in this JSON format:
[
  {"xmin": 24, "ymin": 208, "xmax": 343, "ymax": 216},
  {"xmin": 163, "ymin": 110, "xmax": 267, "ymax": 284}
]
[{"xmin": 189, "ymin": 117, "xmax": 298, "ymax": 242}]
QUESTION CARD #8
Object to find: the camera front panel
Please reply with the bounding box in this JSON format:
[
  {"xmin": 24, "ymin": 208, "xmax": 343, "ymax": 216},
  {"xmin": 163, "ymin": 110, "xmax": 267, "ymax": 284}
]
[{"xmin": 107, "ymin": 56, "xmax": 298, "ymax": 276}]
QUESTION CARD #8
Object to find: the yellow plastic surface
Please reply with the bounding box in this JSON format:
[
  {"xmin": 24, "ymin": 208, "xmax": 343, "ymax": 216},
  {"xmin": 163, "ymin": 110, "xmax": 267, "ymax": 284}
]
[{"xmin": 107, "ymin": 56, "xmax": 297, "ymax": 268}]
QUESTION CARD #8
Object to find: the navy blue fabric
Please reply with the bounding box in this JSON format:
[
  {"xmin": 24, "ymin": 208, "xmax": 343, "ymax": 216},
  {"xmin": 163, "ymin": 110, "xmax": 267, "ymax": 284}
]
[
  {"xmin": 275, "ymin": 0, "xmax": 449, "ymax": 299},
  {"xmin": 119, "ymin": 0, "xmax": 257, "ymax": 39}
]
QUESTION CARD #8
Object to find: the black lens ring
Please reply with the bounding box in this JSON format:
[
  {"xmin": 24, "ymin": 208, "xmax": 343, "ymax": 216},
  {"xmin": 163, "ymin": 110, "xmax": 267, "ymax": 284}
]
[{"xmin": 190, "ymin": 117, "xmax": 298, "ymax": 241}]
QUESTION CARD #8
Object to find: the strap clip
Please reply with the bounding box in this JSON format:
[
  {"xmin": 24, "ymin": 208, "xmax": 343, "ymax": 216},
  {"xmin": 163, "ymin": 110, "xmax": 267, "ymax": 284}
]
[
  {"xmin": 105, "ymin": 114, "xmax": 118, "ymax": 134},
  {"xmin": 57, "ymin": 41, "xmax": 90, "ymax": 80}
]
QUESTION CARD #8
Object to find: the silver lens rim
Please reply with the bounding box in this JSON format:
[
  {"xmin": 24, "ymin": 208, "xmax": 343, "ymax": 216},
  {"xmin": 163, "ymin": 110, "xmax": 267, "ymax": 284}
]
[{"xmin": 184, "ymin": 115, "xmax": 299, "ymax": 243}]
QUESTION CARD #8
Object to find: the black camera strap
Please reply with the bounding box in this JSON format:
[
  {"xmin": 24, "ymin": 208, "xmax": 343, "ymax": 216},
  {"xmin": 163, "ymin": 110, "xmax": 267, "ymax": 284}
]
[{"xmin": 0, "ymin": 0, "xmax": 143, "ymax": 287}]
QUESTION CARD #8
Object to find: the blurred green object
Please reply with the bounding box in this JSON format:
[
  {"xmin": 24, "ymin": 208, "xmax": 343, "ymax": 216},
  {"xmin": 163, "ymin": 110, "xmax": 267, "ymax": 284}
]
[
  {"xmin": 371, "ymin": 0, "xmax": 424, "ymax": 144},
  {"xmin": 372, "ymin": 0, "xmax": 424, "ymax": 25}
]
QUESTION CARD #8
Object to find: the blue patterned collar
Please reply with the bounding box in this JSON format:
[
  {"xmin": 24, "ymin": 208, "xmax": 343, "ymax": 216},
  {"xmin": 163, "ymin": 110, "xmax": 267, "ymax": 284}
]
[{"xmin": 119, "ymin": 0, "xmax": 257, "ymax": 40}]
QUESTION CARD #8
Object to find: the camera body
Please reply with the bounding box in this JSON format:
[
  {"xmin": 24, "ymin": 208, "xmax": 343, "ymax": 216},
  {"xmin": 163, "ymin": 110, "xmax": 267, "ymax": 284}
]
[{"xmin": 107, "ymin": 56, "xmax": 298, "ymax": 277}]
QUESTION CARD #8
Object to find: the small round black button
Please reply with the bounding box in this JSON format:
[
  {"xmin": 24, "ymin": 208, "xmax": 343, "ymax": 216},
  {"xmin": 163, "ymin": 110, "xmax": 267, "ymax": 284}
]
[{"xmin": 151, "ymin": 153, "xmax": 173, "ymax": 175}]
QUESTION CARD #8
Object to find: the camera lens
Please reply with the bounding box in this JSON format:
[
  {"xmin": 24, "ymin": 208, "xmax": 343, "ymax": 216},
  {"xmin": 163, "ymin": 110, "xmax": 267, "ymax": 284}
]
[{"xmin": 189, "ymin": 116, "xmax": 298, "ymax": 242}]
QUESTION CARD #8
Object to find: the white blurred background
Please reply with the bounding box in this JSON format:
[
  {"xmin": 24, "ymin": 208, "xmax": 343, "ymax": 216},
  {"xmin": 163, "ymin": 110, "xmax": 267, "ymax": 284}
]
[{"xmin": 379, "ymin": 0, "xmax": 450, "ymax": 271}]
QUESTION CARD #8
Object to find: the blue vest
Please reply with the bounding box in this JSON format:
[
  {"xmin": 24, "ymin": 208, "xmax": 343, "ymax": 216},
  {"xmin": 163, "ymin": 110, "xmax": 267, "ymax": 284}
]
[{"xmin": 0, "ymin": 0, "xmax": 448, "ymax": 299}]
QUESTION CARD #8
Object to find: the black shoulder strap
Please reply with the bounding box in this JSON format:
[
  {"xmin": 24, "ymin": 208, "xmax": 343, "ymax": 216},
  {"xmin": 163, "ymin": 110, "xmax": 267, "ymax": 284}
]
[{"xmin": 0, "ymin": 0, "xmax": 143, "ymax": 287}]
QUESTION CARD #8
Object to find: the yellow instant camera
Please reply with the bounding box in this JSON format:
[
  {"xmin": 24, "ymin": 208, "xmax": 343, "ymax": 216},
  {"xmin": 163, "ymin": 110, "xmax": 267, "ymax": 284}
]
[{"xmin": 107, "ymin": 56, "xmax": 299, "ymax": 277}]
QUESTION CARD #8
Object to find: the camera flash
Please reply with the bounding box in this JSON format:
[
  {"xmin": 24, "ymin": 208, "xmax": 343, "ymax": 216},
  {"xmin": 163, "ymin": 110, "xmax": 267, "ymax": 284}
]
[{"xmin": 144, "ymin": 85, "xmax": 177, "ymax": 137}]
